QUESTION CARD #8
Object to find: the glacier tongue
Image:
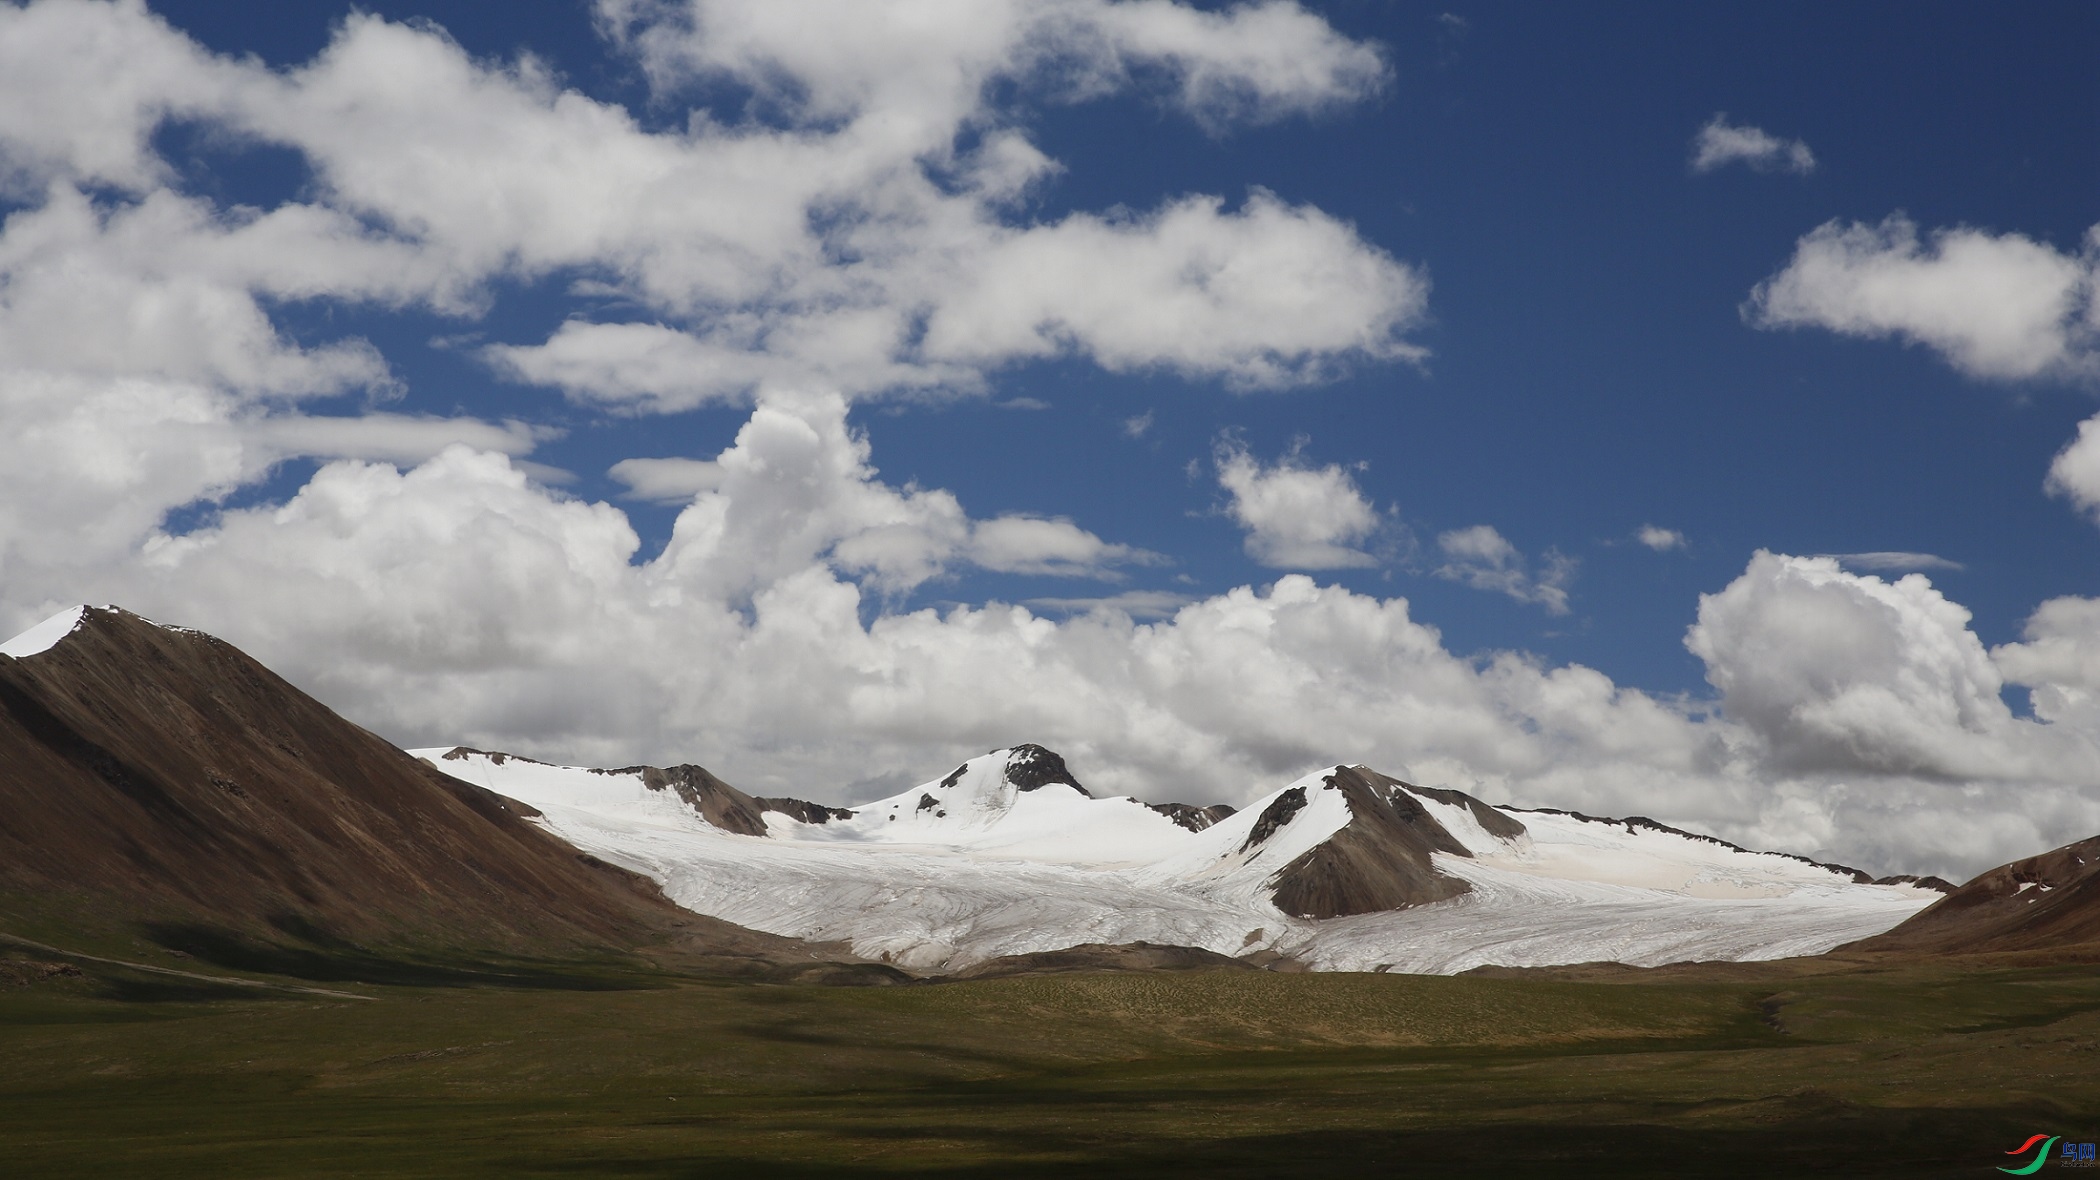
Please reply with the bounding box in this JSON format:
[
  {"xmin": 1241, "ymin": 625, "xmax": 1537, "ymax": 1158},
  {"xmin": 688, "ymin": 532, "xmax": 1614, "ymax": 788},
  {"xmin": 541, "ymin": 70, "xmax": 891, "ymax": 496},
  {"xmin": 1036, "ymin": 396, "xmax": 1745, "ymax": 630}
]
[{"xmin": 413, "ymin": 747, "xmax": 1940, "ymax": 974}]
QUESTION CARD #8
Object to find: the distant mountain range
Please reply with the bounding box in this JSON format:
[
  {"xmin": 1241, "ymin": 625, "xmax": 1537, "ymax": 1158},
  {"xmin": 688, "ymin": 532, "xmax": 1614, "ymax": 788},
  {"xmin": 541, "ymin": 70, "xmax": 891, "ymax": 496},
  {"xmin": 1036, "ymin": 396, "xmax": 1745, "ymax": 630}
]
[
  {"xmin": 5, "ymin": 604, "xmax": 2090, "ymax": 978},
  {"xmin": 413, "ymin": 742, "xmax": 1952, "ymax": 974}
]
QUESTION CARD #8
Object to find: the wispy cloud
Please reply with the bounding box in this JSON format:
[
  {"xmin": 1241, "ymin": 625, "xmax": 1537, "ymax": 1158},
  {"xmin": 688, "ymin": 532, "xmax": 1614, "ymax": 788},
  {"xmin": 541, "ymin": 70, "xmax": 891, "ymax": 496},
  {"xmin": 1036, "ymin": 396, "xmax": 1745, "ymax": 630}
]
[
  {"xmin": 1821, "ymin": 551, "xmax": 1964, "ymax": 574},
  {"xmin": 1692, "ymin": 114, "xmax": 1815, "ymax": 175},
  {"xmin": 1023, "ymin": 590, "xmax": 1194, "ymax": 620},
  {"xmin": 1435, "ymin": 525, "xmax": 1573, "ymax": 613}
]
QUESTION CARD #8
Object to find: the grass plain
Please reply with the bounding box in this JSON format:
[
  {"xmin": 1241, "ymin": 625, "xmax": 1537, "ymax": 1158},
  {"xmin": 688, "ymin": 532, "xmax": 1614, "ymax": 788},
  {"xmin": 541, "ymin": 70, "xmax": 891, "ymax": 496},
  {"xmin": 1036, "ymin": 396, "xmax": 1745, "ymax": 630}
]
[{"xmin": 1, "ymin": 929, "xmax": 2097, "ymax": 1179}]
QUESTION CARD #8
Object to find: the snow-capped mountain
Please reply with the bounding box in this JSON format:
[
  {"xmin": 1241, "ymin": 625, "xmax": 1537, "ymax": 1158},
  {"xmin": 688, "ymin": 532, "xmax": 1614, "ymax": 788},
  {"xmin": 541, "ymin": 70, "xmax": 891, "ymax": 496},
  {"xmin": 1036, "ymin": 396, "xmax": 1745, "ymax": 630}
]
[{"xmin": 420, "ymin": 743, "xmax": 1948, "ymax": 974}]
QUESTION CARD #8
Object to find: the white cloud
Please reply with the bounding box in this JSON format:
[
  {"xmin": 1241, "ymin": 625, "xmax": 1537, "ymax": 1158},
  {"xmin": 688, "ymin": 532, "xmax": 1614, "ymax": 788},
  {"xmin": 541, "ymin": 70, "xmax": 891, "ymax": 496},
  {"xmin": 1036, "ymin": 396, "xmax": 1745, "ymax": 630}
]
[
  {"xmin": 1215, "ymin": 439, "xmax": 1382, "ymax": 569},
  {"xmin": 1690, "ymin": 114, "xmax": 1814, "ymax": 175},
  {"xmin": 0, "ymin": 185, "xmax": 414, "ymax": 397},
  {"xmin": 1996, "ymin": 595, "xmax": 2100, "ymax": 732},
  {"xmin": 1636, "ymin": 525, "xmax": 1685, "ymax": 551},
  {"xmin": 6, "ymin": 2, "xmax": 2100, "ymax": 886},
  {"xmin": 599, "ymin": 0, "xmax": 1388, "ymax": 132},
  {"xmin": 0, "ymin": 0, "xmax": 1417, "ymax": 591},
  {"xmin": 0, "ymin": 0, "xmax": 247, "ymax": 195},
  {"xmin": 968, "ymin": 515, "xmax": 1159, "ymax": 578},
  {"xmin": 1686, "ymin": 552, "xmax": 2090, "ymax": 781},
  {"xmin": 1435, "ymin": 525, "xmax": 1572, "ymax": 614},
  {"xmin": 607, "ymin": 456, "xmax": 724, "ymax": 503},
  {"xmin": 0, "ymin": 1, "xmax": 1421, "ymax": 418},
  {"xmin": 1122, "ymin": 411, "xmax": 1154, "ymax": 439},
  {"xmin": 918, "ymin": 191, "xmax": 1430, "ymax": 388},
  {"xmin": 2046, "ymin": 411, "xmax": 2100, "ymax": 523},
  {"xmin": 77, "ymin": 506, "xmax": 2100, "ymax": 879},
  {"xmin": 1747, "ymin": 215, "xmax": 2099, "ymax": 381}
]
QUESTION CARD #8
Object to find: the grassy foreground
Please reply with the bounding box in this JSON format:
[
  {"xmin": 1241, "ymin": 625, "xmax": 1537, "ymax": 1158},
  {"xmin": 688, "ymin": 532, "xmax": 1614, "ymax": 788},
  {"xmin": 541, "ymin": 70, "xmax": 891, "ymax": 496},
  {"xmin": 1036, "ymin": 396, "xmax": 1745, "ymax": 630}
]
[{"xmin": 1, "ymin": 941, "xmax": 2097, "ymax": 1178}]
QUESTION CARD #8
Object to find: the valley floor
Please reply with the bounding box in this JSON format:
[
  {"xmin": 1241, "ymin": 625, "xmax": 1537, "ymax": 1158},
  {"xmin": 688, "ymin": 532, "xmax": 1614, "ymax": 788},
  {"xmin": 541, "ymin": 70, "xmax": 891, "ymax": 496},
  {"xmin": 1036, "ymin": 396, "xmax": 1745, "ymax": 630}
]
[{"xmin": 2, "ymin": 936, "xmax": 2097, "ymax": 1178}]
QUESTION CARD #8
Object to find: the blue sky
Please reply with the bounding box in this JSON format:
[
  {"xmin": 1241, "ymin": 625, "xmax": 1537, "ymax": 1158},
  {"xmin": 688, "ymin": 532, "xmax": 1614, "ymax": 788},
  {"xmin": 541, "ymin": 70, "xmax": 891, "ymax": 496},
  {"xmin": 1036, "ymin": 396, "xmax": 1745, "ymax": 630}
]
[{"xmin": 1, "ymin": 0, "xmax": 2096, "ymax": 876}]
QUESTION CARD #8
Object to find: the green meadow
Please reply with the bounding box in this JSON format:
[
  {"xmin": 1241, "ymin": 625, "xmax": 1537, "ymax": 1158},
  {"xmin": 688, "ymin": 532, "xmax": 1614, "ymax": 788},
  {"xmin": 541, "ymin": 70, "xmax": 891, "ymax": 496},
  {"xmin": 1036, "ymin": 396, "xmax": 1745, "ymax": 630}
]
[{"xmin": 2, "ymin": 931, "xmax": 2097, "ymax": 1178}]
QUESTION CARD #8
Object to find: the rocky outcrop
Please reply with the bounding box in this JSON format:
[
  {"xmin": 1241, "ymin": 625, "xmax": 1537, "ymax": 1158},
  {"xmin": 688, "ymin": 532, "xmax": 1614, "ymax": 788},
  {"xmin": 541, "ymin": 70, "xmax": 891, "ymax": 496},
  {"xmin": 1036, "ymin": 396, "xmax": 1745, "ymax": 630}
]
[
  {"xmin": 1145, "ymin": 801, "xmax": 1237, "ymax": 832},
  {"xmin": 621, "ymin": 763, "xmax": 771, "ymax": 837},
  {"xmin": 757, "ymin": 797, "xmax": 854, "ymax": 825}
]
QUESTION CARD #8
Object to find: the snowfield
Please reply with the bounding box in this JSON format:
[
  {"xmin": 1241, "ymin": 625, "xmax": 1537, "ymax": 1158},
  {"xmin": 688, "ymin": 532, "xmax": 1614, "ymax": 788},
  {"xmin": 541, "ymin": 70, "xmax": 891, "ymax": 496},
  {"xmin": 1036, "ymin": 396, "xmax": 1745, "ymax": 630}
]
[{"xmin": 419, "ymin": 746, "xmax": 1937, "ymax": 974}]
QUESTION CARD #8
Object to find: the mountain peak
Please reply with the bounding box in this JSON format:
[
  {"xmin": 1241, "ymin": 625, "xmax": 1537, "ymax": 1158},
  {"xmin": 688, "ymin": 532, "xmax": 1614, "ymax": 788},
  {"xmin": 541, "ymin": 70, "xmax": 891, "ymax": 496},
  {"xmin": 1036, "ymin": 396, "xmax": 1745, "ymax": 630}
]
[
  {"xmin": 0, "ymin": 604, "xmax": 709, "ymax": 951},
  {"xmin": 1000, "ymin": 743, "xmax": 1088, "ymax": 796}
]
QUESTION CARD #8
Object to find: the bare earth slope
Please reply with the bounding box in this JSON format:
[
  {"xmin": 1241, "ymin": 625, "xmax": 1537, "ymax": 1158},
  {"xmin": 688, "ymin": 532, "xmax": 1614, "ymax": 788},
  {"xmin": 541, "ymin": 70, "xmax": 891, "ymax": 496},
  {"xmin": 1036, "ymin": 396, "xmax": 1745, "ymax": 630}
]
[
  {"xmin": 1846, "ymin": 833, "xmax": 2100, "ymax": 955},
  {"xmin": 0, "ymin": 606, "xmax": 829, "ymax": 972}
]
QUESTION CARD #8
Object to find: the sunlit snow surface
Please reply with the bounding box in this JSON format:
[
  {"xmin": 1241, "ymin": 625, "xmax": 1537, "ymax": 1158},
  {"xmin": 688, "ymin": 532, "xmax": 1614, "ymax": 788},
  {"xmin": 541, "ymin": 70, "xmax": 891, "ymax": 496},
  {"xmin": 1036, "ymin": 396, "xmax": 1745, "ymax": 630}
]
[
  {"xmin": 416, "ymin": 747, "xmax": 1936, "ymax": 974},
  {"xmin": 1, "ymin": 605, "xmax": 200, "ymax": 658},
  {"xmin": 0, "ymin": 605, "xmax": 87, "ymax": 658}
]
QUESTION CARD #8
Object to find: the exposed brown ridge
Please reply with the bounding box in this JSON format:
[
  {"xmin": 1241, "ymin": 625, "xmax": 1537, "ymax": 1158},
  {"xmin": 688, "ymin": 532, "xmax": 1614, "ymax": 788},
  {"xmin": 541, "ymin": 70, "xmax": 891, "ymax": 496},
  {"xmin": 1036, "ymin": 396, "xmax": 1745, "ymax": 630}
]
[
  {"xmin": 1844, "ymin": 833, "xmax": 2100, "ymax": 955},
  {"xmin": 0, "ymin": 608, "xmax": 822, "ymax": 969},
  {"xmin": 1266, "ymin": 766, "xmax": 1515, "ymax": 919}
]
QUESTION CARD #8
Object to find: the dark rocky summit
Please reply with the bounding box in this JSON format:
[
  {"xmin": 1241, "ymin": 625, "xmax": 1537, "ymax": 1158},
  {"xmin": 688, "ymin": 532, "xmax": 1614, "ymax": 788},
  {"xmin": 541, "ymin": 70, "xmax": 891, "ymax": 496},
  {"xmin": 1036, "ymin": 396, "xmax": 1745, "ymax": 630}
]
[{"xmin": 1145, "ymin": 801, "xmax": 1238, "ymax": 832}]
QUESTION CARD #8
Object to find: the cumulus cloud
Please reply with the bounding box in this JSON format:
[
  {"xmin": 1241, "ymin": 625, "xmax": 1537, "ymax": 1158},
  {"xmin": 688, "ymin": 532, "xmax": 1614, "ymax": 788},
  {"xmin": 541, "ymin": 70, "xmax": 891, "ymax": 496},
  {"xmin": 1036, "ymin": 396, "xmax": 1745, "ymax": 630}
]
[
  {"xmin": 6, "ymin": 1, "xmax": 2100, "ymax": 886},
  {"xmin": 1996, "ymin": 596, "xmax": 2100, "ymax": 732},
  {"xmin": 1215, "ymin": 439, "xmax": 1383, "ymax": 568},
  {"xmin": 919, "ymin": 191, "xmax": 1430, "ymax": 387},
  {"xmin": 1748, "ymin": 215, "xmax": 2100, "ymax": 381},
  {"xmin": 598, "ymin": 0, "xmax": 1389, "ymax": 131},
  {"xmin": 1690, "ymin": 114, "xmax": 1814, "ymax": 175},
  {"xmin": 69, "ymin": 512, "xmax": 2100, "ymax": 880},
  {"xmin": 1686, "ymin": 552, "xmax": 2091, "ymax": 782},
  {"xmin": 0, "ymin": 0, "xmax": 1425, "ymax": 421},
  {"xmin": 0, "ymin": 0, "xmax": 1416, "ymax": 602},
  {"xmin": 1435, "ymin": 525, "xmax": 1573, "ymax": 614},
  {"xmin": 2046, "ymin": 411, "xmax": 2100, "ymax": 522},
  {"xmin": 1636, "ymin": 525, "xmax": 1685, "ymax": 551}
]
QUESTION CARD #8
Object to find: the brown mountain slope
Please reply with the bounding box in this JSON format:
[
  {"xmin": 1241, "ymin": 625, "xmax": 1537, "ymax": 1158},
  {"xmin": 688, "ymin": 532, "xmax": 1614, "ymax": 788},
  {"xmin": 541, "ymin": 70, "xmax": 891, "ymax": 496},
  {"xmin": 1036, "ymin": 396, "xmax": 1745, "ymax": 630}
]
[
  {"xmin": 1265, "ymin": 766, "xmax": 1513, "ymax": 918},
  {"xmin": 0, "ymin": 607, "xmax": 836, "ymax": 972},
  {"xmin": 1843, "ymin": 833, "xmax": 2100, "ymax": 954}
]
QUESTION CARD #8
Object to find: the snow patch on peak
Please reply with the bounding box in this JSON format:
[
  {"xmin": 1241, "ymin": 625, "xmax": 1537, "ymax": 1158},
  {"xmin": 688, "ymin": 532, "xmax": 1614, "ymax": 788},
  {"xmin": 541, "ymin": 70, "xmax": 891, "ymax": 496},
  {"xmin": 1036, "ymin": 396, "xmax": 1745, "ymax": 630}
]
[
  {"xmin": 0, "ymin": 605, "xmax": 89, "ymax": 658},
  {"xmin": 861, "ymin": 745, "xmax": 1084, "ymax": 829},
  {"xmin": 0, "ymin": 604, "xmax": 214, "ymax": 659},
  {"xmin": 1148, "ymin": 768, "xmax": 1353, "ymax": 883}
]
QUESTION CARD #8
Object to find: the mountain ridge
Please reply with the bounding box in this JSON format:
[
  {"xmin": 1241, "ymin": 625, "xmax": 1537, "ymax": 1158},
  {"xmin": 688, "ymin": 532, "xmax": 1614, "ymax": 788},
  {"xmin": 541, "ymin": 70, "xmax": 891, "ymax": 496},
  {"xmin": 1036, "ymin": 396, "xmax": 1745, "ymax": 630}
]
[{"xmin": 420, "ymin": 741, "xmax": 1950, "ymax": 973}]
